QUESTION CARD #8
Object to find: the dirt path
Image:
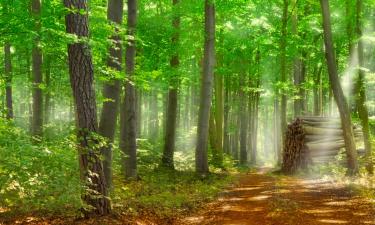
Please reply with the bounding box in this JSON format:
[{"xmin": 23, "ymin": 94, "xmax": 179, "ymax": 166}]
[{"xmin": 179, "ymin": 169, "xmax": 375, "ymax": 225}]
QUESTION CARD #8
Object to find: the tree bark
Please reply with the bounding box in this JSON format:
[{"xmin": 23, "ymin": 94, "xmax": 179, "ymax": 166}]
[
  {"xmin": 195, "ymin": 0, "xmax": 215, "ymax": 174},
  {"xmin": 355, "ymin": 0, "xmax": 373, "ymax": 174},
  {"xmin": 31, "ymin": 0, "xmax": 43, "ymax": 137},
  {"xmin": 162, "ymin": 0, "xmax": 180, "ymax": 169},
  {"xmin": 320, "ymin": 0, "xmax": 359, "ymax": 175},
  {"xmin": 120, "ymin": 0, "xmax": 138, "ymax": 179},
  {"xmin": 4, "ymin": 43, "xmax": 13, "ymax": 120},
  {"xmin": 64, "ymin": 0, "xmax": 110, "ymax": 216},
  {"xmin": 98, "ymin": 0, "xmax": 124, "ymax": 188}
]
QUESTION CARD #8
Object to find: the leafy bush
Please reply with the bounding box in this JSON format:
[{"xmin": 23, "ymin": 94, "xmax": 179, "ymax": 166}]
[{"xmin": 0, "ymin": 119, "xmax": 81, "ymax": 216}]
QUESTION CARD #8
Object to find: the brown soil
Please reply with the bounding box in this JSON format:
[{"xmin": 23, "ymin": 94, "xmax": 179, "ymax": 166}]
[
  {"xmin": 2, "ymin": 168, "xmax": 374, "ymax": 225},
  {"xmin": 179, "ymin": 168, "xmax": 375, "ymax": 225}
]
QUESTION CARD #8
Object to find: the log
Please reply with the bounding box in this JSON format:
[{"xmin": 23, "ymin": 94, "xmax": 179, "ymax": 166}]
[
  {"xmin": 304, "ymin": 126, "xmax": 343, "ymax": 136},
  {"xmin": 298, "ymin": 116, "xmax": 340, "ymax": 122},
  {"xmin": 305, "ymin": 135, "xmax": 344, "ymax": 143},
  {"xmin": 306, "ymin": 140, "xmax": 345, "ymax": 152},
  {"xmin": 302, "ymin": 120, "xmax": 341, "ymax": 129}
]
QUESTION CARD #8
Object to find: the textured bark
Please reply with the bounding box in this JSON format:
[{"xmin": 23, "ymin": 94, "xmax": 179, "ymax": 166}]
[
  {"xmin": 64, "ymin": 0, "xmax": 110, "ymax": 216},
  {"xmin": 195, "ymin": 0, "xmax": 215, "ymax": 174},
  {"xmin": 4, "ymin": 43, "xmax": 13, "ymax": 119},
  {"xmin": 320, "ymin": 0, "xmax": 359, "ymax": 175},
  {"xmin": 355, "ymin": 0, "xmax": 373, "ymax": 174},
  {"xmin": 31, "ymin": 0, "xmax": 43, "ymax": 137},
  {"xmin": 120, "ymin": 0, "xmax": 138, "ymax": 179},
  {"xmin": 98, "ymin": 0, "xmax": 124, "ymax": 188},
  {"xmin": 162, "ymin": 0, "xmax": 180, "ymax": 169}
]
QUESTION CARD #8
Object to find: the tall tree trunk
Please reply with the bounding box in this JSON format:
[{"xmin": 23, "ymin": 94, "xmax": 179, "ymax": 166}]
[
  {"xmin": 195, "ymin": 0, "xmax": 215, "ymax": 174},
  {"xmin": 274, "ymin": 96, "xmax": 281, "ymax": 164},
  {"xmin": 120, "ymin": 0, "xmax": 138, "ymax": 179},
  {"xmin": 239, "ymin": 77, "xmax": 248, "ymax": 165},
  {"xmin": 223, "ymin": 79, "xmax": 230, "ymax": 154},
  {"xmin": 162, "ymin": 0, "xmax": 180, "ymax": 169},
  {"xmin": 280, "ymin": 0, "xmax": 288, "ymax": 160},
  {"xmin": 355, "ymin": 0, "xmax": 373, "ymax": 174},
  {"xmin": 31, "ymin": 0, "xmax": 43, "ymax": 137},
  {"xmin": 213, "ymin": 72, "xmax": 224, "ymax": 167},
  {"xmin": 149, "ymin": 91, "xmax": 159, "ymax": 142},
  {"xmin": 291, "ymin": 0, "xmax": 303, "ymax": 117},
  {"xmin": 44, "ymin": 60, "xmax": 51, "ymax": 124},
  {"xmin": 320, "ymin": 0, "xmax": 359, "ymax": 175},
  {"xmin": 64, "ymin": 0, "xmax": 110, "ymax": 216},
  {"xmin": 313, "ymin": 65, "xmax": 323, "ymax": 116},
  {"xmin": 136, "ymin": 89, "xmax": 142, "ymax": 137},
  {"xmin": 4, "ymin": 43, "xmax": 13, "ymax": 119},
  {"xmin": 98, "ymin": 0, "xmax": 124, "ymax": 188}
]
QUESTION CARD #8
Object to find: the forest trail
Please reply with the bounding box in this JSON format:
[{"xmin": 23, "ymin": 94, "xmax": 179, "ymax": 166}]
[{"xmin": 179, "ymin": 168, "xmax": 375, "ymax": 225}]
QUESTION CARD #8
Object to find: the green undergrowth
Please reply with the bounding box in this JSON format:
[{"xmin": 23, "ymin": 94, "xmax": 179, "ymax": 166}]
[
  {"xmin": 112, "ymin": 168, "xmax": 235, "ymax": 218},
  {"xmin": 0, "ymin": 119, "xmax": 238, "ymax": 220}
]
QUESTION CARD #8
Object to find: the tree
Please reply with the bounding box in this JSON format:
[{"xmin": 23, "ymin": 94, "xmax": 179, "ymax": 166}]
[
  {"xmin": 120, "ymin": 0, "xmax": 138, "ymax": 179},
  {"xmin": 64, "ymin": 0, "xmax": 111, "ymax": 215},
  {"xmin": 31, "ymin": 0, "xmax": 43, "ymax": 137},
  {"xmin": 162, "ymin": 0, "xmax": 180, "ymax": 169},
  {"xmin": 98, "ymin": 0, "xmax": 124, "ymax": 188},
  {"xmin": 4, "ymin": 43, "xmax": 13, "ymax": 120},
  {"xmin": 195, "ymin": 0, "xmax": 215, "ymax": 174},
  {"xmin": 279, "ymin": 0, "xmax": 288, "ymax": 165},
  {"xmin": 355, "ymin": 0, "xmax": 373, "ymax": 174},
  {"xmin": 320, "ymin": 0, "xmax": 358, "ymax": 175}
]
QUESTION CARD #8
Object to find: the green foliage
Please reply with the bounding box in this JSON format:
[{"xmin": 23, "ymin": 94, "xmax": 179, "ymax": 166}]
[
  {"xmin": 0, "ymin": 119, "xmax": 81, "ymax": 216},
  {"xmin": 112, "ymin": 168, "xmax": 234, "ymax": 217}
]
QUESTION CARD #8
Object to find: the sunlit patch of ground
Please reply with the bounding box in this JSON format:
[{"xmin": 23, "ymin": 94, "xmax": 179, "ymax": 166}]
[
  {"xmin": 178, "ymin": 168, "xmax": 375, "ymax": 225},
  {"xmin": 318, "ymin": 219, "xmax": 349, "ymax": 224}
]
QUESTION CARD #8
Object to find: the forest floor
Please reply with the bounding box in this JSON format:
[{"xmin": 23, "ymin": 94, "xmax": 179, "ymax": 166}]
[
  {"xmin": 178, "ymin": 168, "xmax": 375, "ymax": 225},
  {"xmin": 1, "ymin": 168, "xmax": 375, "ymax": 225}
]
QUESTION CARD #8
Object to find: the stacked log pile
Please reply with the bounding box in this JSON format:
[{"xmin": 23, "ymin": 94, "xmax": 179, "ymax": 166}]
[
  {"xmin": 281, "ymin": 118, "xmax": 306, "ymax": 174},
  {"xmin": 282, "ymin": 116, "xmax": 363, "ymax": 173}
]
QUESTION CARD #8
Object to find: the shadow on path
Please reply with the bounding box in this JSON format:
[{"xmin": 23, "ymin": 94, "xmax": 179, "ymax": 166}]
[{"xmin": 179, "ymin": 168, "xmax": 375, "ymax": 225}]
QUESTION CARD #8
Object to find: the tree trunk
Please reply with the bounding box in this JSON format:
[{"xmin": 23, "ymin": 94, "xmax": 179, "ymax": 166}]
[
  {"xmin": 213, "ymin": 72, "xmax": 224, "ymax": 167},
  {"xmin": 4, "ymin": 43, "xmax": 13, "ymax": 120},
  {"xmin": 292, "ymin": 0, "xmax": 303, "ymax": 117},
  {"xmin": 355, "ymin": 0, "xmax": 373, "ymax": 174},
  {"xmin": 120, "ymin": 0, "xmax": 138, "ymax": 179},
  {"xmin": 313, "ymin": 65, "xmax": 323, "ymax": 116},
  {"xmin": 162, "ymin": 0, "xmax": 180, "ymax": 169},
  {"xmin": 98, "ymin": 0, "xmax": 124, "ymax": 188},
  {"xmin": 44, "ymin": 61, "xmax": 51, "ymax": 124},
  {"xmin": 31, "ymin": 0, "xmax": 43, "ymax": 137},
  {"xmin": 239, "ymin": 77, "xmax": 248, "ymax": 165},
  {"xmin": 64, "ymin": 0, "xmax": 110, "ymax": 216},
  {"xmin": 149, "ymin": 91, "xmax": 159, "ymax": 143},
  {"xmin": 195, "ymin": 0, "xmax": 215, "ymax": 174},
  {"xmin": 280, "ymin": 0, "xmax": 289, "ymax": 160},
  {"xmin": 223, "ymin": 78, "xmax": 230, "ymax": 154},
  {"xmin": 320, "ymin": 0, "xmax": 359, "ymax": 175}
]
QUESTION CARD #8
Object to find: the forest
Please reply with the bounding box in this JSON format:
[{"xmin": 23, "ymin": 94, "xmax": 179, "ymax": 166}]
[{"xmin": 0, "ymin": 0, "xmax": 375, "ymax": 224}]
